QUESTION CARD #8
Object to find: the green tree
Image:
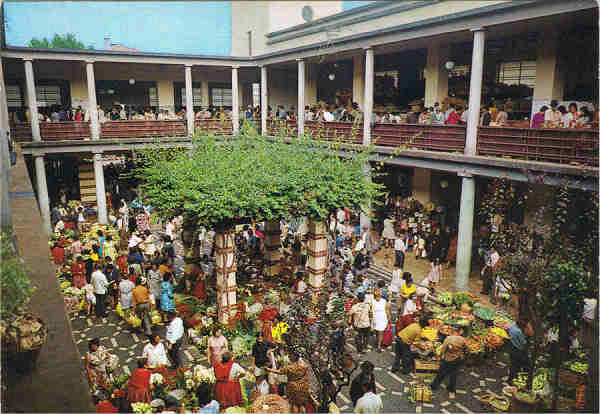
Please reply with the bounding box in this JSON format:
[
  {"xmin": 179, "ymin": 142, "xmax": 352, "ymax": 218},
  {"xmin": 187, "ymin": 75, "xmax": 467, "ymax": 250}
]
[{"xmin": 28, "ymin": 33, "xmax": 94, "ymax": 50}]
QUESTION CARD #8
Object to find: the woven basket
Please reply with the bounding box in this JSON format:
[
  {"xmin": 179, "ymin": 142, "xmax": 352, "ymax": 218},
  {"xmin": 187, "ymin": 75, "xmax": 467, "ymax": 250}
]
[{"xmin": 248, "ymin": 394, "xmax": 290, "ymax": 414}]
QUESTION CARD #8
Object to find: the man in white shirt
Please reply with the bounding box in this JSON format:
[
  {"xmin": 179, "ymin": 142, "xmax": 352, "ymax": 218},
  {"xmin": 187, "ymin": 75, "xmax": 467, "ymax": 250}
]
[
  {"xmin": 460, "ymin": 106, "xmax": 469, "ymax": 124},
  {"xmin": 544, "ymin": 100, "xmax": 561, "ymax": 127},
  {"xmin": 394, "ymin": 232, "xmax": 406, "ymax": 269},
  {"xmin": 355, "ymin": 380, "xmax": 383, "ymax": 414},
  {"xmin": 91, "ymin": 264, "xmax": 109, "ymax": 317},
  {"xmin": 166, "ymin": 311, "xmax": 184, "ymax": 367},
  {"xmin": 323, "ymin": 109, "xmax": 335, "ymax": 122}
]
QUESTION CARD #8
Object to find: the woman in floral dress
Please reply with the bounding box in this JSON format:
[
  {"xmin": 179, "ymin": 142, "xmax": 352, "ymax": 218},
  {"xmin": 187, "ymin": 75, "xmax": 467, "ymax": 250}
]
[
  {"xmin": 86, "ymin": 338, "xmax": 112, "ymax": 392},
  {"xmin": 207, "ymin": 327, "xmax": 229, "ymax": 365},
  {"xmin": 267, "ymin": 352, "xmax": 316, "ymax": 413}
]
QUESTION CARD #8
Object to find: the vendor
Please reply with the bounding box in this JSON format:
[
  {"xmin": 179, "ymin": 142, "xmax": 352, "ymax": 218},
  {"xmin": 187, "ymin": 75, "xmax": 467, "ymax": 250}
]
[
  {"xmin": 430, "ymin": 335, "xmax": 468, "ymax": 395},
  {"xmin": 391, "ymin": 317, "xmax": 428, "ymax": 374},
  {"xmin": 207, "ymin": 327, "xmax": 229, "ymax": 365},
  {"xmin": 251, "ymin": 332, "xmax": 276, "ymax": 377},
  {"xmin": 507, "ymin": 319, "xmax": 532, "ymax": 383}
]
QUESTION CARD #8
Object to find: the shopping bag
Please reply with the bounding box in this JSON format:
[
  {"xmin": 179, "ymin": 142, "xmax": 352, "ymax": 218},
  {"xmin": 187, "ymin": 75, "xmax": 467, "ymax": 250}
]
[{"xmin": 383, "ymin": 324, "xmax": 394, "ymax": 346}]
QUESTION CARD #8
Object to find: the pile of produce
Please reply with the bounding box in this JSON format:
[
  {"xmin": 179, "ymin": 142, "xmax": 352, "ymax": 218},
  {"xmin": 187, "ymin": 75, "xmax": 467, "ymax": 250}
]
[
  {"xmin": 115, "ymin": 302, "xmax": 142, "ymax": 328},
  {"xmin": 437, "ymin": 291, "xmax": 453, "ymax": 306},
  {"xmin": 473, "ymin": 305, "xmax": 499, "ymax": 321},
  {"xmin": 465, "ymin": 337, "xmax": 483, "ymax": 354},
  {"xmin": 512, "ymin": 371, "xmax": 547, "ymax": 392},
  {"xmin": 453, "ymin": 292, "xmax": 475, "ymax": 308},
  {"xmin": 59, "ymin": 279, "xmax": 86, "ymax": 313},
  {"xmin": 564, "ymin": 360, "xmax": 588, "ymax": 375},
  {"xmin": 0, "ymin": 313, "xmax": 48, "ymax": 352},
  {"xmin": 484, "ymin": 332, "xmax": 504, "ymax": 351}
]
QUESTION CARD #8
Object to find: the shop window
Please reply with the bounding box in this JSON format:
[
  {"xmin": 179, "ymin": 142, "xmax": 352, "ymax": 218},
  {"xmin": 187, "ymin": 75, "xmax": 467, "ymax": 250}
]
[
  {"xmin": 7, "ymin": 85, "xmax": 22, "ymax": 108},
  {"xmin": 497, "ymin": 61, "xmax": 536, "ymax": 87},
  {"xmin": 35, "ymin": 85, "xmax": 61, "ymax": 107},
  {"xmin": 149, "ymin": 87, "xmax": 159, "ymax": 107},
  {"xmin": 181, "ymin": 88, "xmax": 203, "ymax": 107},
  {"xmin": 211, "ymin": 87, "xmax": 232, "ymax": 108},
  {"xmin": 252, "ymin": 83, "xmax": 260, "ymax": 108}
]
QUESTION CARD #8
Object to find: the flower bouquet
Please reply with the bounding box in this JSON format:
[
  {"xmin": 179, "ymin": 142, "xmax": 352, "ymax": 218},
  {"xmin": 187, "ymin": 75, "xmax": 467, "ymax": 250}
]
[{"xmin": 150, "ymin": 373, "xmax": 164, "ymax": 387}]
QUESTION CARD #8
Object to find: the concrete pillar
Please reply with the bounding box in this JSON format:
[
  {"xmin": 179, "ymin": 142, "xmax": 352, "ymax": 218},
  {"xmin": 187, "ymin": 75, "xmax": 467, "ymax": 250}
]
[
  {"xmin": 412, "ymin": 168, "xmax": 432, "ymax": 205},
  {"xmin": 455, "ymin": 174, "xmax": 475, "ymax": 292},
  {"xmin": 231, "ymin": 66, "xmax": 240, "ymax": 134},
  {"xmin": 34, "ymin": 154, "xmax": 51, "ymax": 235},
  {"xmin": 424, "ymin": 43, "xmax": 449, "ymax": 108},
  {"xmin": 0, "ymin": 58, "xmax": 11, "ymax": 231},
  {"xmin": 305, "ymin": 62, "xmax": 317, "ymax": 106},
  {"xmin": 184, "ymin": 65, "xmax": 195, "ymax": 136},
  {"xmin": 261, "ymin": 66, "xmax": 268, "ymax": 134},
  {"xmin": 93, "ymin": 152, "xmax": 108, "ymax": 224},
  {"xmin": 297, "ymin": 59, "xmax": 305, "ymax": 136},
  {"xmin": 85, "ymin": 61, "xmax": 100, "ymax": 140},
  {"xmin": 307, "ymin": 219, "xmax": 328, "ymax": 289},
  {"xmin": 353, "ymin": 54, "xmax": 365, "ymax": 109},
  {"xmin": 201, "ymin": 80, "xmax": 210, "ymax": 110},
  {"xmin": 264, "ymin": 220, "xmax": 281, "ymax": 277},
  {"xmin": 533, "ymin": 29, "xmax": 564, "ymax": 102},
  {"xmin": 157, "ymin": 80, "xmax": 175, "ymax": 114},
  {"xmin": 215, "ymin": 228, "xmax": 237, "ymax": 324},
  {"xmin": 23, "ymin": 59, "xmax": 41, "ymax": 142},
  {"xmin": 363, "ymin": 47, "xmax": 374, "ymax": 146},
  {"xmin": 465, "ymin": 28, "xmax": 486, "ymax": 157}
]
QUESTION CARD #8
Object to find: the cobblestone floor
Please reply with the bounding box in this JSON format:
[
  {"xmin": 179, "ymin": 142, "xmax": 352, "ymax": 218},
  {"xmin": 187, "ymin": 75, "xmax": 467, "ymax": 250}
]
[{"xmin": 68, "ymin": 231, "xmax": 513, "ymax": 412}]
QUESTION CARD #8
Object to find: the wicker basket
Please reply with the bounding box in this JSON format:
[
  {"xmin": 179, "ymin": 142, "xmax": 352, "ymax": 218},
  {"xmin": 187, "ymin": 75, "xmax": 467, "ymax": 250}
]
[{"xmin": 248, "ymin": 394, "xmax": 290, "ymax": 414}]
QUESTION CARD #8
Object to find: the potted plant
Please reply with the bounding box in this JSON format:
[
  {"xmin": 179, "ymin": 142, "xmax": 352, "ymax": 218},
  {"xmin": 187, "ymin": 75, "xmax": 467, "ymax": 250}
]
[{"xmin": 0, "ymin": 232, "xmax": 47, "ymax": 373}]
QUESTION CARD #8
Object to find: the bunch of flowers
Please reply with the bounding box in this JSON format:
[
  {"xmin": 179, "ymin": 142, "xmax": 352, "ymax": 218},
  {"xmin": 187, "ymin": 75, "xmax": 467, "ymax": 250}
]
[
  {"xmin": 131, "ymin": 402, "xmax": 152, "ymax": 413},
  {"xmin": 182, "ymin": 365, "xmax": 215, "ymax": 390},
  {"xmin": 150, "ymin": 373, "xmax": 164, "ymax": 386}
]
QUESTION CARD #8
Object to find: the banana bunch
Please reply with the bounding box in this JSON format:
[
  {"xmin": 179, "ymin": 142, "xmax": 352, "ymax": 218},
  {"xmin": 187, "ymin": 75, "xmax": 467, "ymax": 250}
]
[{"xmin": 569, "ymin": 361, "xmax": 588, "ymax": 374}]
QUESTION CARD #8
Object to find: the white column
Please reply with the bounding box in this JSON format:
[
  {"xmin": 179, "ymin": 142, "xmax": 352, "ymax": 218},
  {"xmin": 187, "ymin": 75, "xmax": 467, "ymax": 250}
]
[
  {"xmin": 23, "ymin": 59, "xmax": 41, "ymax": 142},
  {"xmin": 362, "ymin": 47, "xmax": 374, "ymax": 146},
  {"xmin": 465, "ymin": 28, "xmax": 486, "ymax": 156},
  {"xmin": 260, "ymin": 66, "xmax": 268, "ymax": 135},
  {"xmin": 353, "ymin": 54, "xmax": 365, "ymax": 109},
  {"xmin": 93, "ymin": 152, "xmax": 108, "ymax": 224},
  {"xmin": 184, "ymin": 65, "xmax": 195, "ymax": 136},
  {"xmin": 455, "ymin": 174, "xmax": 475, "ymax": 292},
  {"xmin": 424, "ymin": 43, "xmax": 449, "ymax": 108},
  {"xmin": 86, "ymin": 61, "xmax": 100, "ymax": 140},
  {"xmin": 231, "ymin": 66, "xmax": 240, "ymax": 134},
  {"xmin": 34, "ymin": 154, "xmax": 51, "ymax": 235},
  {"xmin": 0, "ymin": 58, "xmax": 11, "ymax": 231},
  {"xmin": 297, "ymin": 59, "xmax": 305, "ymax": 136}
]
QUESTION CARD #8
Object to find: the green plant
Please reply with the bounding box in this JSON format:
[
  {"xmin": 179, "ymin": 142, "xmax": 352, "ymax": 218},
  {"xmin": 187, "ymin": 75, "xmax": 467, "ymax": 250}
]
[{"xmin": 0, "ymin": 232, "xmax": 34, "ymax": 320}]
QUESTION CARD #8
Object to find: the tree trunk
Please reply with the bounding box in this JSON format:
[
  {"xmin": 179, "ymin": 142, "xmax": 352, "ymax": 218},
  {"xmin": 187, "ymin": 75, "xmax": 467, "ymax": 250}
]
[
  {"xmin": 215, "ymin": 227, "xmax": 237, "ymax": 324},
  {"xmin": 306, "ymin": 219, "xmax": 328, "ymax": 289},
  {"xmin": 264, "ymin": 220, "xmax": 281, "ymax": 278}
]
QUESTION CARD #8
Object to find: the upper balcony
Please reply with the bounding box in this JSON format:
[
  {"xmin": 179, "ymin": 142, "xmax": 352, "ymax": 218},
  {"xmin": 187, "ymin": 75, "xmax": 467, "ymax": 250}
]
[{"xmin": 12, "ymin": 119, "xmax": 599, "ymax": 168}]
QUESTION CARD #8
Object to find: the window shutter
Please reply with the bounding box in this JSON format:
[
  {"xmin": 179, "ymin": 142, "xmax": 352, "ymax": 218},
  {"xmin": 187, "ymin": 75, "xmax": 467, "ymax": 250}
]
[
  {"xmin": 7, "ymin": 85, "xmax": 22, "ymax": 108},
  {"xmin": 35, "ymin": 85, "xmax": 61, "ymax": 107}
]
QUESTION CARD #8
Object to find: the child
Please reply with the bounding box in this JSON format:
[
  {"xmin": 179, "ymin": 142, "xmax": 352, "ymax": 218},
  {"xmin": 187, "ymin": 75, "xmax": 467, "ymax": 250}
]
[
  {"xmin": 82, "ymin": 281, "xmax": 95, "ymax": 316},
  {"xmin": 415, "ymin": 232, "xmax": 426, "ymax": 260}
]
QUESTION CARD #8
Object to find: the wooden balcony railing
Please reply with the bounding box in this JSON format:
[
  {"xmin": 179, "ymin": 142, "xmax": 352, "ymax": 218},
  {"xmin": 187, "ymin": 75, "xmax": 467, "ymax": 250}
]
[
  {"xmin": 99, "ymin": 120, "xmax": 186, "ymax": 138},
  {"xmin": 477, "ymin": 126, "xmax": 599, "ymax": 165},
  {"xmin": 194, "ymin": 119, "xmax": 233, "ymax": 135},
  {"xmin": 10, "ymin": 120, "xmax": 598, "ymax": 167}
]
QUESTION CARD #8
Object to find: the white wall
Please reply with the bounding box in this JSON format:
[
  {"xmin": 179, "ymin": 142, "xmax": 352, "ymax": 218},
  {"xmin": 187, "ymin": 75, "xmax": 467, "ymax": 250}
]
[{"xmin": 268, "ymin": 1, "xmax": 342, "ymax": 33}]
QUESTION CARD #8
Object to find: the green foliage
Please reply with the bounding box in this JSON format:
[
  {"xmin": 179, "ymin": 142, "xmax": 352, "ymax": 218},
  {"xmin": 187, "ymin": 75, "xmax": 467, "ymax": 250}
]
[
  {"xmin": 135, "ymin": 126, "xmax": 383, "ymax": 228},
  {"xmin": 28, "ymin": 33, "xmax": 94, "ymax": 50},
  {"xmin": 0, "ymin": 233, "xmax": 34, "ymax": 320}
]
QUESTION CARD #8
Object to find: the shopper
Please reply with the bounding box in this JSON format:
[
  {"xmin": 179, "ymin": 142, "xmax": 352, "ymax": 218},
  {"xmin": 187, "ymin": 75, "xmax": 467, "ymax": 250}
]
[
  {"xmin": 430, "ymin": 335, "xmax": 468, "ymax": 395},
  {"xmin": 391, "ymin": 317, "xmax": 428, "ymax": 374}
]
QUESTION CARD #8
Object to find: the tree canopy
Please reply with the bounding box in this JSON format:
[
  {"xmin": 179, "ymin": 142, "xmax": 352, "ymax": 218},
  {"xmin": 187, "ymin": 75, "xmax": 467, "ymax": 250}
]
[
  {"xmin": 28, "ymin": 33, "xmax": 94, "ymax": 50},
  {"xmin": 135, "ymin": 126, "xmax": 383, "ymax": 228}
]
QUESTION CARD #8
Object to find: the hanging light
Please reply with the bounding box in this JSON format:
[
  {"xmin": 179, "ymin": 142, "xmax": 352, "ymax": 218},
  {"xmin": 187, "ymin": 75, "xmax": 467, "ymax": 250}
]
[
  {"xmin": 445, "ymin": 61, "xmax": 455, "ymax": 70},
  {"xmin": 440, "ymin": 180, "xmax": 449, "ymax": 189},
  {"xmin": 129, "ymin": 78, "xmax": 135, "ymax": 85},
  {"xmin": 328, "ymin": 73, "xmax": 335, "ymax": 81},
  {"xmin": 107, "ymin": 89, "xmax": 115, "ymax": 95}
]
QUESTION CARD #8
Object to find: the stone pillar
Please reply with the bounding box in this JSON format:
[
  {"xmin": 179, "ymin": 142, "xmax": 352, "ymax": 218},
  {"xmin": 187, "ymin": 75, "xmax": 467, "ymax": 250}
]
[
  {"xmin": 465, "ymin": 28, "xmax": 486, "ymax": 156},
  {"xmin": 231, "ymin": 66, "xmax": 240, "ymax": 134},
  {"xmin": 455, "ymin": 174, "xmax": 475, "ymax": 292},
  {"xmin": 86, "ymin": 61, "xmax": 100, "ymax": 140},
  {"xmin": 353, "ymin": 54, "xmax": 365, "ymax": 109},
  {"xmin": 260, "ymin": 66, "xmax": 268, "ymax": 135},
  {"xmin": 306, "ymin": 219, "xmax": 328, "ymax": 289},
  {"xmin": 34, "ymin": 154, "xmax": 51, "ymax": 234},
  {"xmin": 297, "ymin": 59, "xmax": 305, "ymax": 136},
  {"xmin": 264, "ymin": 220, "xmax": 282, "ymax": 277},
  {"xmin": 215, "ymin": 228, "xmax": 237, "ymax": 324},
  {"xmin": 362, "ymin": 47, "xmax": 374, "ymax": 146},
  {"xmin": 424, "ymin": 43, "xmax": 449, "ymax": 108},
  {"xmin": 533, "ymin": 29, "xmax": 564, "ymax": 102},
  {"xmin": 93, "ymin": 152, "xmax": 108, "ymax": 224},
  {"xmin": 23, "ymin": 59, "xmax": 41, "ymax": 142},
  {"xmin": 185, "ymin": 65, "xmax": 195, "ymax": 136}
]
